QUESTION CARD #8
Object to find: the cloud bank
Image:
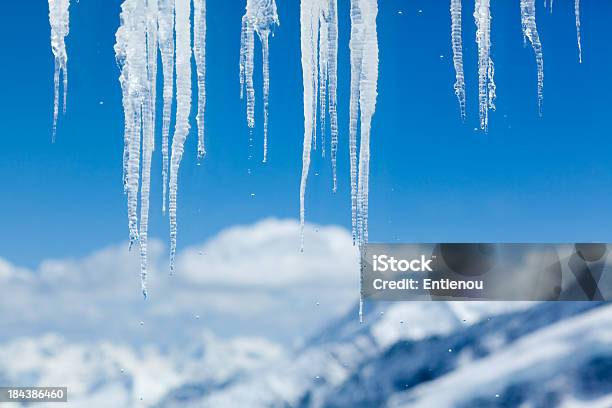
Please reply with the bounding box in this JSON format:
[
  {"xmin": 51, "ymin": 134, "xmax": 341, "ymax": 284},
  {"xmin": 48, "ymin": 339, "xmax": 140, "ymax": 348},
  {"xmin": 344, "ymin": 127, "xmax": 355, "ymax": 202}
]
[{"xmin": 0, "ymin": 218, "xmax": 359, "ymax": 345}]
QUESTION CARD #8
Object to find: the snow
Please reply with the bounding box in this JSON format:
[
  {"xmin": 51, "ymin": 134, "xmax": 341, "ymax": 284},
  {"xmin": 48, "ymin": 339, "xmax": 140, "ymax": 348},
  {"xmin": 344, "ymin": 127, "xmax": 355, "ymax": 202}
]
[
  {"xmin": 48, "ymin": 0, "xmax": 70, "ymax": 141},
  {"xmin": 390, "ymin": 304, "xmax": 612, "ymax": 408},
  {"xmin": 521, "ymin": 0, "xmax": 544, "ymax": 115},
  {"xmin": 0, "ymin": 332, "xmax": 283, "ymax": 408},
  {"xmin": 240, "ymin": 0, "xmax": 280, "ymax": 163}
]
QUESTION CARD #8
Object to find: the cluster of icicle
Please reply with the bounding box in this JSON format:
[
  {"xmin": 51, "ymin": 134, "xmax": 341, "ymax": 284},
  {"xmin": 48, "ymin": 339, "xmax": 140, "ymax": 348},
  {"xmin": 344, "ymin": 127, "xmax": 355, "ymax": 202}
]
[
  {"xmin": 449, "ymin": 0, "xmax": 525, "ymax": 129},
  {"xmin": 240, "ymin": 0, "xmax": 280, "ymax": 163},
  {"xmin": 299, "ymin": 0, "xmax": 378, "ymax": 322},
  {"xmin": 299, "ymin": 0, "xmax": 339, "ymax": 248},
  {"xmin": 115, "ymin": 0, "xmax": 206, "ymax": 297},
  {"xmin": 48, "ymin": 0, "xmax": 70, "ymax": 142},
  {"xmin": 451, "ymin": 0, "xmax": 584, "ymax": 128}
]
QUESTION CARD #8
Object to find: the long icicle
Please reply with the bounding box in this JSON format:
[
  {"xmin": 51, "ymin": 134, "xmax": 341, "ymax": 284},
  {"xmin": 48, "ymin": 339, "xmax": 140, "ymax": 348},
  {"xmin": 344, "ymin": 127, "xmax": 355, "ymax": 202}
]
[
  {"xmin": 450, "ymin": 0, "xmax": 466, "ymax": 120},
  {"xmin": 350, "ymin": 0, "xmax": 379, "ymax": 322},
  {"xmin": 169, "ymin": 0, "xmax": 192, "ymax": 272},
  {"xmin": 158, "ymin": 0, "xmax": 175, "ymax": 214},
  {"xmin": 474, "ymin": 0, "xmax": 496, "ymax": 131},
  {"xmin": 261, "ymin": 30, "xmax": 271, "ymax": 162},
  {"xmin": 240, "ymin": 0, "xmax": 279, "ymax": 162},
  {"xmin": 115, "ymin": 0, "xmax": 147, "ymax": 253},
  {"xmin": 139, "ymin": 0, "xmax": 159, "ymax": 298},
  {"xmin": 520, "ymin": 0, "xmax": 544, "ymax": 116},
  {"xmin": 48, "ymin": 0, "xmax": 70, "ymax": 142},
  {"xmin": 194, "ymin": 0, "xmax": 207, "ymax": 159},
  {"xmin": 349, "ymin": 0, "xmax": 364, "ymax": 244},
  {"xmin": 318, "ymin": 1, "xmax": 329, "ymax": 158},
  {"xmin": 575, "ymin": 0, "xmax": 582, "ymax": 63},
  {"xmin": 328, "ymin": 0, "xmax": 339, "ymax": 192},
  {"xmin": 299, "ymin": 0, "xmax": 340, "ymax": 247},
  {"xmin": 299, "ymin": 0, "xmax": 320, "ymax": 249}
]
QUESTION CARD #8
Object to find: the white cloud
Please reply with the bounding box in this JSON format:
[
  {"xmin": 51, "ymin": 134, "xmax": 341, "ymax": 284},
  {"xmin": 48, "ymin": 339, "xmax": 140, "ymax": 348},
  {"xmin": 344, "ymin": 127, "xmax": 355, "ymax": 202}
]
[
  {"xmin": 0, "ymin": 218, "xmax": 359, "ymax": 345},
  {"xmin": 176, "ymin": 218, "xmax": 358, "ymax": 288}
]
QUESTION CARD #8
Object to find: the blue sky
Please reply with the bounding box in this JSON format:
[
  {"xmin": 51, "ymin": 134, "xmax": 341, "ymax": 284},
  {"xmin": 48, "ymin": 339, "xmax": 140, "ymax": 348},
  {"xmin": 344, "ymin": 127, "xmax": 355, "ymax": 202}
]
[{"xmin": 1, "ymin": 0, "xmax": 612, "ymax": 268}]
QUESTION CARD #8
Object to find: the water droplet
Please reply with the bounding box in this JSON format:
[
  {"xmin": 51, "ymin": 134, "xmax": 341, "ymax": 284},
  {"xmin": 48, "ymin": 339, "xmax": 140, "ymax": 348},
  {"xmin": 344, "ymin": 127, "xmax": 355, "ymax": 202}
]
[
  {"xmin": 250, "ymin": 193, "xmax": 256, "ymax": 198},
  {"xmin": 398, "ymin": 10, "xmax": 403, "ymax": 15},
  {"xmin": 99, "ymin": 101, "xmax": 104, "ymax": 105},
  {"xmin": 140, "ymin": 321, "xmax": 144, "ymax": 326},
  {"xmin": 495, "ymin": 394, "xmax": 500, "ymax": 398},
  {"xmin": 448, "ymin": 348, "xmax": 452, "ymax": 352},
  {"xmin": 315, "ymin": 302, "xmax": 320, "ymax": 306},
  {"xmin": 198, "ymin": 250, "xmax": 203, "ymax": 255},
  {"xmin": 120, "ymin": 368, "xmax": 125, "ymax": 373},
  {"xmin": 418, "ymin": 9, "xmax": 423, "ymax": 13},
  {"xmin": 399, "ymin": 320, "xmax": 404, "ymax": 324},
  {"xmin": 195, "ymin": 315, "xmax": 200, "ymax": 320}
]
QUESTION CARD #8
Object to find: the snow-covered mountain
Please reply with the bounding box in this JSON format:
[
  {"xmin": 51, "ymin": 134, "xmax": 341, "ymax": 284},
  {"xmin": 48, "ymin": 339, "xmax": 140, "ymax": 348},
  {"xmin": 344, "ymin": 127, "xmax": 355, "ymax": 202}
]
[
  {"xmin": 1, "ymin": 301, "xmax": 609, "ymax": 407},
  {"xmin": 157, "ymin": 301, "xmax": 609, "ymax": 408},
  {"xmin": 0, "ymin": 332, "xmax": 284, "ymax": 407},
  {"xmin": 155, "ymin": 301, "xmax": 530, "ymax": 407}
]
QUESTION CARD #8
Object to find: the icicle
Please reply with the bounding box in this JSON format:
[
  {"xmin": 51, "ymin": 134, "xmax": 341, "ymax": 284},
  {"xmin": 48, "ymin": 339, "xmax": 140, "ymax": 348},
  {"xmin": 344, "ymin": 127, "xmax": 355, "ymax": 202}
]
[
  {"xmin": 240, "ymin": 0, "xmax": 279, "ymax": 162},
  {"xmin": 520, "ymin": 0, "xmax": 544, "ymax": 115},
  {"xmin": 575, "ymin": 0, "xmax": 582, "ymax": 63},
  {"xmin": 299, "ymin": 0, "xmax": 320, "ymax": 249},
  {"xmin": 450, "ymin": 0, "xmax": 466, "ymax": 120},
  {"xmin": 114, "ymin": 0, "xmax": 158, "ymax": 295},
  {"xmin": 352, "ymin": 0, "xmax": 378, "ymax": 317},
  {"xmin": 348, "ymin": 0, "xmax": 378, "ymax": 317},
  {"xmin": 169, "ymin": 0, "xmax": 192, "ymax": 272},
  {"xmin": 299, "ymin": 0, "xmax": 339, "ymax": 247},
  {"xmin": 194, "ymin": 0, "xmax": 207, "ymax": 159},
  {"xmin": 328, "ymin": 0, "xmax": 339, "ymax": 192},
  {"xmin": 262, "ymin": 30, "xmax": 270, "ymax": 162},
  {"xmin": 158, "ymin": 0, "xmax": 175, "ymax": 214},
  {"xmin": 474, "ymin": 0, "xmax": 496, "ymax": 131},
  {"xmin": 138, "ymin": 0, "xmax": 159, "ymax": 298},
  {"xmin": 318, "ymin": 4, "xmax": 328, "ymax": 158},
  {"xmin": 48, "ymin": 0, "xmax": 70, "ymax": 142},
  {"xmin": 115, "ymin": 0, "xmax": 147, "ymax": 253}
]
